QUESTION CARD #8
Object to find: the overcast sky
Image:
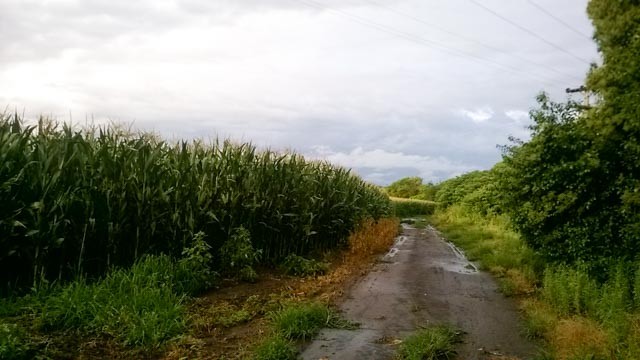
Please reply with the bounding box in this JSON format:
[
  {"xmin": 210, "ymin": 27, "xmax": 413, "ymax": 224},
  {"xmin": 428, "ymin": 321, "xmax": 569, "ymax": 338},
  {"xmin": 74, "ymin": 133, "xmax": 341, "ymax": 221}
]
[{"xmin": 1, "ymin": 0, "xmax": 598, "ymax": 184}]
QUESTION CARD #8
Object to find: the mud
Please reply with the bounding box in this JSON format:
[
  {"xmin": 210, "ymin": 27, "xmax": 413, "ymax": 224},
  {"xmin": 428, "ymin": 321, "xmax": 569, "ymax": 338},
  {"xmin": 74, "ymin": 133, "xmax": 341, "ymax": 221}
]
[{"xmin": 301, "ymin": 224, "xmax": 539, "ymax": 360}]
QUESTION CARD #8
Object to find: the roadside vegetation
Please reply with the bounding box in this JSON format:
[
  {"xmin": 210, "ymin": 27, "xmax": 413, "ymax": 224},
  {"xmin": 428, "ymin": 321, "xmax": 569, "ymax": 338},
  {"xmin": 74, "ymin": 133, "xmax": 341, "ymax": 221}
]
[
  {"xmin": 0, "ymin": 115, "xmax": 395, "ymax": 358},
  {"xmin": 389, "ymin": 1, "xmax": 640, "ymax": 358},
  {"xmin": 391, "ymin": 197, "xmax": 436, "ymax": 218},
  {"xmin": 396, "ymin": 325, "xmax": 460, "ymax": 360}
]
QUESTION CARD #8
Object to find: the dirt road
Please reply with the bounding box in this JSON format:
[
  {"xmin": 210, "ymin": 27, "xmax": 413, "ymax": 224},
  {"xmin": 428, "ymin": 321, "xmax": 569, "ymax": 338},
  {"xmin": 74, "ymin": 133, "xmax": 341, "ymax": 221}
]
[{"xmin": 301, "ymin": 224, "xmax": 539, "ymax": 360}]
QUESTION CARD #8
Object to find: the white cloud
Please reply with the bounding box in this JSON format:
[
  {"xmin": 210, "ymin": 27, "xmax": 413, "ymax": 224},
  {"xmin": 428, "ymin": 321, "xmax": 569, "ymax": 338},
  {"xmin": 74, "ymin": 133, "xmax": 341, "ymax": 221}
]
[
  {"xmin": 310, "ymin": 146, "xmax": 473, "ymax": 184},
  {"xmin": 457, "ymin": 107, "xmax": 495, "ymax": 123},
  {"xmin": 0, "ymin": 0, "xmax": 597, "ymax": 183},
  {"xmin": 505, "ymin": 109, "xmax": 531, "ymax": 124}
]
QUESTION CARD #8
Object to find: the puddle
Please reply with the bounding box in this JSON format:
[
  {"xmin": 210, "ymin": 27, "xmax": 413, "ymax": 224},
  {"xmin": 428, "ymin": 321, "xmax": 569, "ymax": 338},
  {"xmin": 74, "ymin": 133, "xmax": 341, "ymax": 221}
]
[
  {"xmin": 427, "ymin": 225, "xmax": 478, "ymax": 274},
  {"xmin": 382, "ymin": 235, "xmax": 407, "ymax": 261}
]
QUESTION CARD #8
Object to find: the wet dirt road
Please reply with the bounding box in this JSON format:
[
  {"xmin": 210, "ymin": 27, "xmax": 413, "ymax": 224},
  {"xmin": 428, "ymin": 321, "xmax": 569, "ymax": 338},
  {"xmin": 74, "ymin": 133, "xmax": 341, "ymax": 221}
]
[{"xmin": 301, "ymin": 224, "xmax": 538, "ymax": 360}]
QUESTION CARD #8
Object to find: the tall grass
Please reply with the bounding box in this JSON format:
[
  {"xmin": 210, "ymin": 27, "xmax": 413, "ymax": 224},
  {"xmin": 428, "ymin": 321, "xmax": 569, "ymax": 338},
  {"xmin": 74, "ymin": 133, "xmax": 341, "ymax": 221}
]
[
  {"xmin": 432, "ymin": 205, "xmax": 640, "ymax": 359},
  {"xmin": 0, "ymin": 114, "xmax": 390, "ymax": 293}
]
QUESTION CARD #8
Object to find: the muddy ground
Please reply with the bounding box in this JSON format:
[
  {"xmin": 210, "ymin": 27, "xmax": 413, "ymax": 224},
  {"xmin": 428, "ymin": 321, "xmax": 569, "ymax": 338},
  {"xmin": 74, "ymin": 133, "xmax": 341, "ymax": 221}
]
[{"xmin": 301, "ymin": 224, "xmax": 539, "ymax": 360}]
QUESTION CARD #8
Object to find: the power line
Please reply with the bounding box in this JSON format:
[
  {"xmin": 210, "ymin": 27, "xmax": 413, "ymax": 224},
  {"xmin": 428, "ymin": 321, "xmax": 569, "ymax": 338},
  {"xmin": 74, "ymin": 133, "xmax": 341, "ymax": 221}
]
[
  {"xmin": 292, "ymin": 0, "xmax": 558, "ymax": 85},
  {"xmin": 467, "ymin": 0, "xmax": 592, "ymax": 65},
  {"xmin": 525, "ymin": 0, "xmax": 593, "ymax": 40},
  {"xmin": 362, "ymin": 0, "xmax": 583, "ymax": 81}
]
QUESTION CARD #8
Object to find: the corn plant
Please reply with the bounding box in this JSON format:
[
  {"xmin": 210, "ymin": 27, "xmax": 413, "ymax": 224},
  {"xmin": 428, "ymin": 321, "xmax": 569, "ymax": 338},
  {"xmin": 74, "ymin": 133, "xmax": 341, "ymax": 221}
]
[{"xmin": 0, "ymin": 114, "xmax": 391, "ymax": 293}]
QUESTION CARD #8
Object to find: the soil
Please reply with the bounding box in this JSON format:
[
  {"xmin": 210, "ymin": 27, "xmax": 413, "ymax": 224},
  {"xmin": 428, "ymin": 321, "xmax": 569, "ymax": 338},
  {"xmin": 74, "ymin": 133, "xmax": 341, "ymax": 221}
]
[{"xmin": 300, "ymin": 224, "xmax": 540, "ymax": 360}]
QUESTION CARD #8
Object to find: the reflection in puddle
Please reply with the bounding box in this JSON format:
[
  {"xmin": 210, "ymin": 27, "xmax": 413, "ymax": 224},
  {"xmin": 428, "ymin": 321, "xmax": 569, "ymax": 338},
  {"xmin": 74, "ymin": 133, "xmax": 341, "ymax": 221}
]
[{"xmin": 427, "ymin": 225, "xmax": 478, "ymax": 274}]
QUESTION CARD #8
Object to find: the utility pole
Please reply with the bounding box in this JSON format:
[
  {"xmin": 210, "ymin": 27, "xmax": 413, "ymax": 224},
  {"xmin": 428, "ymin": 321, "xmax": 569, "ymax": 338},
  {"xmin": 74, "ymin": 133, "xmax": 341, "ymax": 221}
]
[{"xmin": 566, "ymin": 85, "xmax": 590, "ymax": 107}]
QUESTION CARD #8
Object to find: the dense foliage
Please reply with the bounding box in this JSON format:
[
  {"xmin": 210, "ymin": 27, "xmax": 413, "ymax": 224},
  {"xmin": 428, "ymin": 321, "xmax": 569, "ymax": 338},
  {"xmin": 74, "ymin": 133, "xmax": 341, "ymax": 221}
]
[
  {"xmin": 386, "ymin": 176, "xmax": 439, "ymax": 201},
  {"xmin": 386, "ymin": 176, "xmax": 422, "ymax": 198},
  {"xmin": 0, "ymin": 115, "xmax": 390, "ymax": 293},
  {"xmin": 435, "ymin": 170, "xmax": 501, "ymax": 215},
  {"xmin": 499, "ymin": 0, "xmax": 640, "ymax": 268}
]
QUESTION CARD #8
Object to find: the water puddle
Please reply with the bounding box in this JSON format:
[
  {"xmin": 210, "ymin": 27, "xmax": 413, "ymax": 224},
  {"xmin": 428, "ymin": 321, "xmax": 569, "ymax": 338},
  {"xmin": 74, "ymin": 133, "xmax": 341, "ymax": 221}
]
[
  {"xmin": 427, "ymin": 225, "xmax": 478, "ymax": 274},
  {"xmin": 382, "ymin": 235, "xmax": 408, "ymax": 262}
]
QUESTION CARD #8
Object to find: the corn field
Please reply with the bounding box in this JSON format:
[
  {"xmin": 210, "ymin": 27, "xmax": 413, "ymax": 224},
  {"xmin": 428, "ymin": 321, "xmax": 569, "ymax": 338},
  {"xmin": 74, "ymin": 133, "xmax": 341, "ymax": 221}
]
[{"xmin": 0, "ymin": 114, "xmax": 390, "ymax": 293}]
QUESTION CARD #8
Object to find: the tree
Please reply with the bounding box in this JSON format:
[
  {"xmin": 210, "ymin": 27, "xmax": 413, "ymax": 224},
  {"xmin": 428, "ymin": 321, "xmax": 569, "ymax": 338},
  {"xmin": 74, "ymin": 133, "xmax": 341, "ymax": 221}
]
[
  {"xmin": 386, "ymin": 177, "xmax": 423, "ymax": 198},
  {"xmin": 498, "ymin": 0, "xmax": 640, "ymax": 270}
]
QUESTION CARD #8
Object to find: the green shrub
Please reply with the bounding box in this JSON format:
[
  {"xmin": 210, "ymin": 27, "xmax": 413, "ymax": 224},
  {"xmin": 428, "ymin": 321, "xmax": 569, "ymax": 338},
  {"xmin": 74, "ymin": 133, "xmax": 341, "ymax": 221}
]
[
  {"xmin": 280, "ymin": 254, "xmax": 328, "ymax": 277},
  {"xmin": 175, "ymin": 232, "xmax": 217, "ymax": 295},
  {"xmin": 253, "ymin": 334, "xmax": 297, "ymax": 360},
  {"xmin": 397, "ymin": 325, "xmax": 460, "ymax": 360},
  {"xmin": 220, "ymin": 227, "xmax": 261, "ymax": 282}
]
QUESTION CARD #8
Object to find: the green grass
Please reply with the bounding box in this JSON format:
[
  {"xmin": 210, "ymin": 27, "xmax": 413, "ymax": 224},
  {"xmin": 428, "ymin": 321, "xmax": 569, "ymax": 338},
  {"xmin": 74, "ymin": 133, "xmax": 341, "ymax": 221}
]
[
  {"xmin": 431, "ymin": 205, "xmax": 640, "ymax": 359},
  {"xmin": 250, "ymin": 302, "xmax": 357, "ymax": 359},
  {"xmin": 429, "ymin": 205, "xmax": 541, "ymax": 295},
  {"xmin": 252, "ymin": 335, "xmax": 297, "ymax": 360},
  {"xmin": 269, "ymin": 302, "xmax": 355, "ymax": 341},
  {"xmin": 396, "ymin": 325, "xmax": 460, "ymax": 360},
  {"xmin": 38, "ymin": 255, "xmax": 188, "ymax": 347},
  {"xmin": 1, "ymin": 235, "xmax": 215, "ymax": 354}
]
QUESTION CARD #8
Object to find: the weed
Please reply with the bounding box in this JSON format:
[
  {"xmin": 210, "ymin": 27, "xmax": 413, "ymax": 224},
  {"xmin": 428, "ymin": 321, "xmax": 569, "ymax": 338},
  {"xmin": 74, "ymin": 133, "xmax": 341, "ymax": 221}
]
[
  {"xmin": 220, "ymin": 227, "xmax": 261, "ymax": 282},
  {"xmin": 252, "ymin": 334, "xmax": 297, "ymax": 360},
  {"xmin": 280, "ymin": 255, "xmax": 329, "ymax": 277},
  {"xmin": 269, "ymin": 302, "xmax": 355, "ymax": 341},
  {"xmin": 550, "ymin": 318, "xmax": 610, "ymax": 360},
  {"xmin": 31, "ymin": 237, "xmax": 217, "ymax": 348},
  {"xmin": 542, "ymin": 266, "xmax": 600, "ymax": 317},
  {"xmin": 175, "ymin": 232, "xmax": 217, "ymax": 295},
  {"xmin": 208, "ymin": 302, "xmax": 252, "ymax": 328},
  {"xmin": 521, "ymin": 299, "xmax": 557, "ymax": 340},
  {"xmin": 0, "ymin": 322, "xmax": 30, "ymax": 360},
  {"xmin": 396, "ymin": 324, "xmax": 460, "ymax": 360},
  {"xmin": 38, "ymin": 256, "xmax": 187, "ymax": 347}
]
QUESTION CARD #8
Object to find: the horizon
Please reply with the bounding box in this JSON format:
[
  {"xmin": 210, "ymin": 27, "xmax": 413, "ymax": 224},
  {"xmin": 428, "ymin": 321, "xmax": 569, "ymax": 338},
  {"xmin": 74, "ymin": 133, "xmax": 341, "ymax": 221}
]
[{"xmin": 1, "ymin": 0, "xmax": 598, "ymax": 184}]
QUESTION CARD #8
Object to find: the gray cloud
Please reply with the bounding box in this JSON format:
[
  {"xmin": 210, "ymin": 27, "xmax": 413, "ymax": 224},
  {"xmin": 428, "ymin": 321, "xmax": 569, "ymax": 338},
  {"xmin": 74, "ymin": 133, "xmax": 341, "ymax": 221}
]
[{"xmin": 1, "ymin": 0, "xmax": 597, "ymax": 184}]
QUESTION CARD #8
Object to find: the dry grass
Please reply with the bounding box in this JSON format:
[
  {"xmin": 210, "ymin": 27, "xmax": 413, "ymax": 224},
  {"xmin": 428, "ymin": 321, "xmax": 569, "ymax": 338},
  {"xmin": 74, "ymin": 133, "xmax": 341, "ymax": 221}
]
[
  {"xmin": 521, "ymin": 299, "xmax": 558, "ymax": 340},
  {"xmin": 550, "ymin": 318, "xmax": 611, "ymax": 360},
  {"xmin": 503, "ymin": 269, "xmax": 536, "ymax": 296},
  {"xmin": 164, "ymin": 218, "xmax": 400, "ymax": 359},
  {"xmin": 294, "ymin": 218, "xmax": 400, "ymax": 303},
  {"xmin": 348, "ymin": 218, "xmax": 400, "ymax": 256}
]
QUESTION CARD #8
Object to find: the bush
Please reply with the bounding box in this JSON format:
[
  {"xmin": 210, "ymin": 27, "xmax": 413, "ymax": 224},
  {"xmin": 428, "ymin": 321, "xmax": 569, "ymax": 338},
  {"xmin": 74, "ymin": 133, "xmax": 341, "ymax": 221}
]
[
  {"xmin": 220, "ymin": 227, "xmax": 260, "ymax": 282},
  {"xmin": 174, "ymin": 232, "xmax": 217, "ymax": 295},
  {"xmin": 387, "ymin": 177, "xmax": 423, "ymax": 198}
]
